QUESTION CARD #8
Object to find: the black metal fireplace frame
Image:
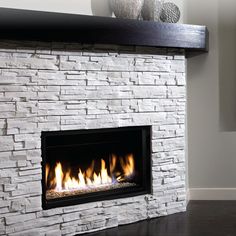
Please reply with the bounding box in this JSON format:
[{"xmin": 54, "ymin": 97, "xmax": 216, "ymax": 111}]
[{"xmin": 41, "ymin": 126, "xmax": 152, "ymax": 210}]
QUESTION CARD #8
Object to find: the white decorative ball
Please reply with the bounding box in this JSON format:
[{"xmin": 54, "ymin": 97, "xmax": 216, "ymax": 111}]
[{"xmin": 160, "ymin": 2, "xmax": 181, "ymax": 23}]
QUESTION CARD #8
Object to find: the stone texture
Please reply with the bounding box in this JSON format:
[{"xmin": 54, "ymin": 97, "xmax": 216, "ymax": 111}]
[{"xmin": 0, "ymin": 41, "xmax": 186, "ymax": 236}]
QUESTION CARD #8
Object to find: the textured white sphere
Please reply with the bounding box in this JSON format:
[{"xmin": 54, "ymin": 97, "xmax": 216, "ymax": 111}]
[{"xmin": 160, "ymin": 2, "xmax": 181, "ymax": 23}]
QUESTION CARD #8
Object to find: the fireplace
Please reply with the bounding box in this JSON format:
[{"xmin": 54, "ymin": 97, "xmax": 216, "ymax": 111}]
[
  {"xmin": 0, "ymin": 40, "xmax": 187, "ymax": 236},
  {"xmin": 41, "ymin": 126, "xmax": 151, "ymax": 209}
]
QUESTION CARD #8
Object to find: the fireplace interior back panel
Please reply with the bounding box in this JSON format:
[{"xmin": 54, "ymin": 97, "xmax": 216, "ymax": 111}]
[{"xmin": 41, "ymin": 126, "xmax": 152, "ymax": 209}]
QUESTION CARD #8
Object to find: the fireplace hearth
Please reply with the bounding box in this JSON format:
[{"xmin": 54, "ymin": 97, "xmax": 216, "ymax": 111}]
[{"xmin": 42, "ymin": 126, "xmax": 151, "ymax": 209}]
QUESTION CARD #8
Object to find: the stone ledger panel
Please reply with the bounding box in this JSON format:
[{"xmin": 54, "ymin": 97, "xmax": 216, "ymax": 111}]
[{"xmin": 0, "ymin": 42, "xmax": 186, "ymax": 236}]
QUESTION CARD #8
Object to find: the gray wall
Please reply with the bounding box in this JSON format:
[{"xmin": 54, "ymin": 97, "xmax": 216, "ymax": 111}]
[
  {"xmin": 0, "ymin": 0, "xmax": 112, "ymax": 17},
  {"xmin": 0, "ymin": 0, "xmax": 93, "ymax": 15},
  {"xmin": 186, "ymin": 0, "xmax": 236, "ymax": 199},
  {"xmin": 219, "ymin": 0, "xmax": 236, "ymax": 131},
  {"xmin": 0, "ymin": 0, "xmax": 111, "ymax": 16}
]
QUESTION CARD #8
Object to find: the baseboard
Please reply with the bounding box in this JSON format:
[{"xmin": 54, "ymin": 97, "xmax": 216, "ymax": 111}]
[{"xmin": 188, "ymin": 188, "xmax": 236, "ymax": 200}]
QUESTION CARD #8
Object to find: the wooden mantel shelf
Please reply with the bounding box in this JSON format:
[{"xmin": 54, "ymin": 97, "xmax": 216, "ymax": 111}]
[{"xmin": 0, "ymin": 7, "xmax": 209, "ymax": 57}]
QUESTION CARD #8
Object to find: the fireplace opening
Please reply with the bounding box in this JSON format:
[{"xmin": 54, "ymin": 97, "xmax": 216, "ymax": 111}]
[{"xmin": 41, "ymin": 126, "xmax": 151, "ymax": 209}]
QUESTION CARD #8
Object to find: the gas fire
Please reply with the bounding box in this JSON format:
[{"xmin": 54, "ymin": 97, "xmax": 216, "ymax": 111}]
[{"xmin": 46, "ymin": 154, "xmax": 135, "ymax": 193}]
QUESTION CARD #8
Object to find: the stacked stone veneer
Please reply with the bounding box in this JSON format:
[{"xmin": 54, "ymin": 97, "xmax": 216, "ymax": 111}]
[{"xmin": 0, "ymin": 41, "xmax": 186, "ymax": 236}]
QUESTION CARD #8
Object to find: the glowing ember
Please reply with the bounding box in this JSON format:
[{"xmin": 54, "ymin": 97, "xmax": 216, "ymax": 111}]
[{"xmin": 46, "ymin": 154, "xmax": 136, "ymax": 195}]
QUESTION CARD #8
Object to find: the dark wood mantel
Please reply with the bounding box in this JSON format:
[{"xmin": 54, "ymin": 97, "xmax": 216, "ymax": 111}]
[{"xmin": 0, "ymin": 7, "xmax": 209, "ymax": 57}]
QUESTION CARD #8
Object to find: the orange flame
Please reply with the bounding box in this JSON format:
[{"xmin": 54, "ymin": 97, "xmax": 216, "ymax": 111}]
[
  {"xmin": 47, "ymin": 154, "xmax": 135, "ymax": 192},
  {"xmin": 55, "ymin": 162, "xmax": 63, "ymax": 191},
  {"xmin": 120, "ymin": 154, "xmax": 135, "ymax": 177},
  {"xmin": 110, "ymin": 154, "xmax": 117, "ymax": 173},
  {"xmin": 45, "ymin": 163, "xmax": 50, "ymax": 185}
]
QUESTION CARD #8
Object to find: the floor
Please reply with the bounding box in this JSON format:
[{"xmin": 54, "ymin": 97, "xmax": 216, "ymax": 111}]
[{"xmin": 82, "ymin": 201, "xmax": 236, "ymax": 236}]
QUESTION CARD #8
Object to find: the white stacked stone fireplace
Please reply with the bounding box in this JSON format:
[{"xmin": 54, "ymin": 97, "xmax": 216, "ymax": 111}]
[{"xmin": 0, "ymin": 41, "xmax": 186, "ymax": 236}]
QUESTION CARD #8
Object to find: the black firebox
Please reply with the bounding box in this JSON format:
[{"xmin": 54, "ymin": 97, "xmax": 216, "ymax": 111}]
[{"xmin": 41, "ymin": 126, "xmax": 151, "ymax": 210}]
